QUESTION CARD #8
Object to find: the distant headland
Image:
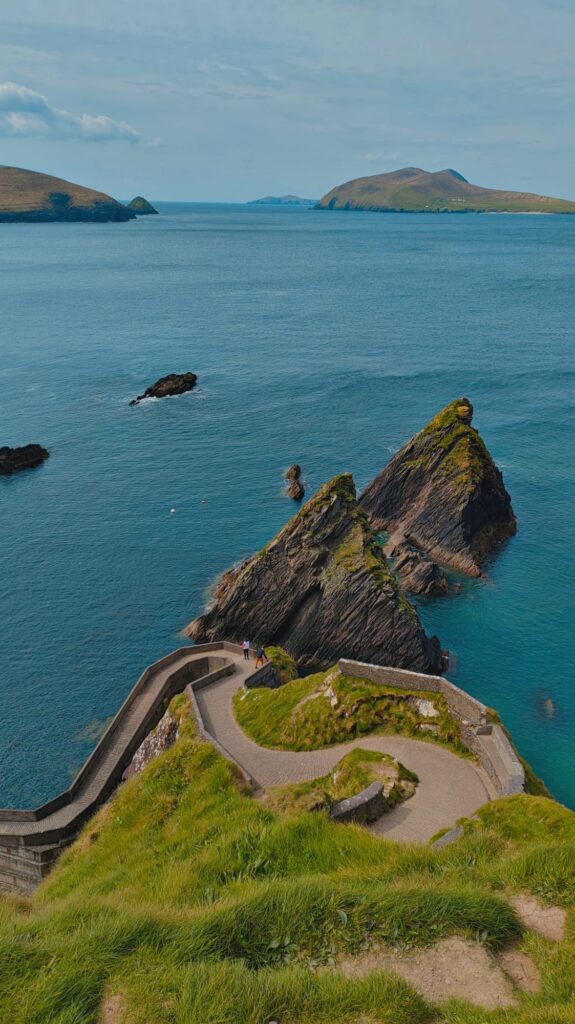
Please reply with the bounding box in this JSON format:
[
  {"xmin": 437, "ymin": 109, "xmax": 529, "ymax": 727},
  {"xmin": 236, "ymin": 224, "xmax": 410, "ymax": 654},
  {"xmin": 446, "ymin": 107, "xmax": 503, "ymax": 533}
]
[
  {"xmin": 248, "ymin": 195, "xmax": 318, "ymax": 206},
  {"xmin": 315, "ymin": 167, "xmax": 575, "ymax": 214},
  {"xmin": 0, "ymin": 166, "xmax": 152, "ymax": 223}
]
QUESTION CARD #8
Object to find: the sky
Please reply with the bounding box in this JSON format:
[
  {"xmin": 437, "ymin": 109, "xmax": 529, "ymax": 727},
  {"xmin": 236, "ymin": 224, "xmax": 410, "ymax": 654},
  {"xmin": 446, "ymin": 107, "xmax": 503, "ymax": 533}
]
[{"xmin": 0, "ymin": 0, "xmax": 574, "ymax": 202}]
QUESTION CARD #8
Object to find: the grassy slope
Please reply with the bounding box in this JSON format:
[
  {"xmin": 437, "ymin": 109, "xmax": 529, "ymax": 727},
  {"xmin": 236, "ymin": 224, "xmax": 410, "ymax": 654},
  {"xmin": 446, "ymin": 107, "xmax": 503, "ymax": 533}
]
[
  {"xmin": 317, "ymin": 168, "xmax": 575, "ymax": 213},
  {"xmin": 0, "ymin": 165, "xmax": 128, "ymax": 215},
  {"xmin": 1, "ymin": 703, "xmax": 574, "ymax": 1023},
  {"xmin": 234, "ymin": 667, "xmax": 469, "ymax": 755}
]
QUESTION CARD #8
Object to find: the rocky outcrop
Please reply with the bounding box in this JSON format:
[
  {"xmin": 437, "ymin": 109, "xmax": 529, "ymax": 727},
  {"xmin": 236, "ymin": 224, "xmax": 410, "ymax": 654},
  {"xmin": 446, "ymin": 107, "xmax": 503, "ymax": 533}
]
[
  {"xmin": 186, "ymin": 474, "xmax": 442, "ymax": 673},
  {"xmin": 284, "ymin": 463, "xmax": 305, "ymax": 501},
  {"xmin": 123, "ymin": 708, "xmax": 179, "ymax": 779},
  {"xmin": 360, "ymin": 399, "xmax": 516, "ymax": 577},
  {"xmin": 0, "ymin": 444, "xmax": 49, "ymax": 475},
  {"xmin": 127, "ymin": 196, "xmax": 158, "ymax": 215},
  {"xmin": 0, "ymin": 166, "xmax": 135, "ymax": 222},
  {"xmin": 130, "ymin": 372, "xmax": 198, "ymax": 405}
]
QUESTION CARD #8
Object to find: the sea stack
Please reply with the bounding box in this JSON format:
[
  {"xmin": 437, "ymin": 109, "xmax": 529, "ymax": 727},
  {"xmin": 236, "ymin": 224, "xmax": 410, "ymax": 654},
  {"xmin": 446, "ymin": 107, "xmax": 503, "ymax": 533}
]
[
  {"xmin": 186, "ymin": 473, "xmax": 442, "ymax": 673},
  {"xmin": 127, "ymin": 197, "xmax": 158, "ymax": 215},
  {"xmin": 0, "ymin": 444, "xmax": 49, "ymax": 475},
  {"xmin": 360, "ymin": 399, "xmax": 516, "ymax": 578},
  {"xmin": 284, "ymin": 463, "xmax": 305, "ymax": 501},
  {"xmin": 130, "ymin": 372, "xmax": 198, "ymax": 405}
]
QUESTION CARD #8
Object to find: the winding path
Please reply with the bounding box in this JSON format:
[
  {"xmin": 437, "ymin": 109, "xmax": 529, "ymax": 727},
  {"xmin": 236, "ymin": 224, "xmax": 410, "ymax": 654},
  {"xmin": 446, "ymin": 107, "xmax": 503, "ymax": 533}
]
[{"xmin": 196, "ymin": 650, "xmax": 496, "ymax": 843}]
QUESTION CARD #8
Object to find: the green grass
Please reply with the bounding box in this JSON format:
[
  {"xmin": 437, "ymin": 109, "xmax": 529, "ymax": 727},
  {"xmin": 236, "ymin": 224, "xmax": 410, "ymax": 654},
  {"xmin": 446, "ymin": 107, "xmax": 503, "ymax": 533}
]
[
  {"xmin": 265, "ymin": 748, "xmax": 418, "ymax": 815},
  {"xmin": 233, "ymin": 666, "xmax": 469, "ymax": 755},
  {"xmin": 1, "ymin": 703, "xmax": 574, "ymax": 1023}
]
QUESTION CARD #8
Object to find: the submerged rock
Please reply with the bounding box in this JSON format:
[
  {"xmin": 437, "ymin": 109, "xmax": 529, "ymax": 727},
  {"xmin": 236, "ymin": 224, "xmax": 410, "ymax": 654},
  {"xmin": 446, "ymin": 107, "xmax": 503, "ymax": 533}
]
[
  {"xmin": 186, "ymin": 473, "xmax": 442, "ymax": 673},
  {"xmin": 0, "ymin": 443, "xmax": 49, "ymax": 475},
  {"xmin": 130, "ymin": 372, "xmax": 198, "ymax": 405},
  {"xmin": 360, "ymin": 399, "xmax": 516, "ymax": 576},
  {"xmin": 284, "ymin": 463, "xmax": 305, "ymax": 501}
]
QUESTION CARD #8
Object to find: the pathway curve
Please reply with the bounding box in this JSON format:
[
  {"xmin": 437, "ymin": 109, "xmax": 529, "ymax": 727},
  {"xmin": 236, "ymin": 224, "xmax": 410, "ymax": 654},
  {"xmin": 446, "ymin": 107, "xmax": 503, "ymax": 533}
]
[{"xmin": 196, "ymin": 652, "xmax": 496, "ymax": 843}]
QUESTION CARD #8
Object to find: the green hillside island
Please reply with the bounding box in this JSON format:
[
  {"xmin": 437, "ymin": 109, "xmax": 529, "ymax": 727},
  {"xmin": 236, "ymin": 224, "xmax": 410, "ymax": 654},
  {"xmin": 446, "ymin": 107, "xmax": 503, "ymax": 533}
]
[
  {"xmin": 1, "ymin": 685, "xmax": 574, "ymax": 1023},
  {"xmin": 0, "ymin": 166, "xmax": 137, "ymax": 222},
  {"xmin": 316, "ymin": 167, "xmax": 575, "ymax": 213}
]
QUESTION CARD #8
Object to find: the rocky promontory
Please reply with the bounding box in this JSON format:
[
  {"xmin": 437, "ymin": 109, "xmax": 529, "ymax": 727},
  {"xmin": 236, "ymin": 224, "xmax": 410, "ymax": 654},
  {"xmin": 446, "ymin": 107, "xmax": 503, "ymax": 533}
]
[
  {"xmin": 186, "ymin": 473, "xmax": 442, "ymax": 672},
  {"xmin": 0, "ymin": 444, "xmax": 49, "ymax": 475},
  {"xmin": 284, "ymin": 463, "xmax": 305, "ymax": 501},
  {"xmin": 360, "ymin": 399, "xmax": 516, "ymax": 578},
  {"xmin": 127, "ymin": 196, "xmax": 158, "ymax": 215},
  {"xmin": 130, "ymin": 372, "xmax": 198, "ymax": 405}
]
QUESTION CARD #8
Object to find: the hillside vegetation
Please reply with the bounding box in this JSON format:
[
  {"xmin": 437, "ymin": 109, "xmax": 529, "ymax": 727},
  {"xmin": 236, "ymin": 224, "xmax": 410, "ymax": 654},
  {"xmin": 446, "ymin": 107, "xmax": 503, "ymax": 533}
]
[
  {"xmin": 0, "ymin": 699, "xmax": 574, "ymax": 1023},
  {"xmin": 316, "ymin": 167, "xmax": 575, "ymax": 213},
  {"xmin": 233, "ymin": 665, "xmax": 468, "ymax": 755}
]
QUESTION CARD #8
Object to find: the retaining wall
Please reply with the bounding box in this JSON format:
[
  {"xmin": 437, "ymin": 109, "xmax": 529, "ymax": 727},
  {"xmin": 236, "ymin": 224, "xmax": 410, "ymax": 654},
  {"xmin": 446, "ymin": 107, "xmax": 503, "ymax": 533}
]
[{"xmin": 338, "ymin": 658, "xmax": 525, "ymax": 798}]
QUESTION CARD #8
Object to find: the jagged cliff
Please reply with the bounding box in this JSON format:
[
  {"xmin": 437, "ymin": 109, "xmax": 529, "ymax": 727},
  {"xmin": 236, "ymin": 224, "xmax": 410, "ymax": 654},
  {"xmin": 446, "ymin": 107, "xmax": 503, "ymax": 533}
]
[
  {"xmin": 360, "ymin": 399, "xmax": 516, "ymax": 577},
  {"xmin": 186, "ymin": 474, "xmax": 442, "ymax": 672}
]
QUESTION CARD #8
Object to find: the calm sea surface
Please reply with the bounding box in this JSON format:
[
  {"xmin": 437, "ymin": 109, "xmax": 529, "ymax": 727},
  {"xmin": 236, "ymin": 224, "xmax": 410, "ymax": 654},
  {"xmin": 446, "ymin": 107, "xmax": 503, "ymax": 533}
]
[{"xmin": 1, "ymin": 204, "xmax": 574, "ymax": 808}]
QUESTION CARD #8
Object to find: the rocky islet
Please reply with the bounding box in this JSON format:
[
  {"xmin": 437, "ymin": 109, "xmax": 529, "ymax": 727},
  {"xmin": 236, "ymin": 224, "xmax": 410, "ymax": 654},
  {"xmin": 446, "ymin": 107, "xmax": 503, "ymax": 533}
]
[
  {"xmin": 360, "ymin": 398, "xmax": 516, "ymax": 585},
  {"xmin": 0, "ymin": 444, "xmax": 49, "ymax": 475},
  {"xmin": 130, "ymin": 371, "xmax": 198, "ymax": 405},
  {"xmin": 187, "ymin": 473, "xmax": 442, "ymax": 673}
]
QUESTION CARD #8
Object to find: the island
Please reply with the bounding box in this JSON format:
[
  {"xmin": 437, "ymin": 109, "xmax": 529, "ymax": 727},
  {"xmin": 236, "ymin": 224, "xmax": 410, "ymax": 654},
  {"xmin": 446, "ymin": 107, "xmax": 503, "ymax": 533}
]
[
  {"xmin": 0, "ymin": 166, "xmax": 137, "ymax": 223},
  {"xmin": 130, "ymin": 372, "xmax": 198, "ymax": 405},
  {"xmin": 315, "ymin": 167, "xmax": 575, "ymax": 213},
  {"xmin": 127, "ymin": 196, "xmax": 158, "ymax": 215},
  {"xmin": 0, "ymin": 443, "xmax": 49, "ymax": 475},
  {"xmin": 284, "ymin": 463, "xmax": 305, "ymax": 500},
  {"xmin": 248, "ymin": 195, "xmax": 318, "ymax": 206}
]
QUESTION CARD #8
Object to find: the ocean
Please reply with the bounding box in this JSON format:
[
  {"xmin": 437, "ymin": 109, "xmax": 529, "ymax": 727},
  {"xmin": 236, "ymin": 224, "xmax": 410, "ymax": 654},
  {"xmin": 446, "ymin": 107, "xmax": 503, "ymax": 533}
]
[{"xmin": 1, "ymin": 203, "xmax": 574, "ymax": 809}]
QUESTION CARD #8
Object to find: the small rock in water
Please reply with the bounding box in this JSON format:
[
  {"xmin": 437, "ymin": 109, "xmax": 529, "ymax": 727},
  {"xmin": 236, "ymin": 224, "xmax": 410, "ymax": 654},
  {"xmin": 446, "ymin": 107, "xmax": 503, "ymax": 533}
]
[
  {"xmin": 0, "ymin": 443, "xmax": 50, "ymax": 475},
  {"xmin": 170, "ymin": 508, "xmax": 176, "ymax": 514},
  {"xmin": 284, "ymin": 463, "xmax": 305, "ymax": 501},
  {"xmin": 130, "ymin": 371, "xmax": 198, "ymax": 405}
]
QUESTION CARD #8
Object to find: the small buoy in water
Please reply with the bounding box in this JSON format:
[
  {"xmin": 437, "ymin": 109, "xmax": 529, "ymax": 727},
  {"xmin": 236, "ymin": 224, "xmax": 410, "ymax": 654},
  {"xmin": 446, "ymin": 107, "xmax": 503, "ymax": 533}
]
[
  {"xmin": 170, "ymin": 508, "xmax": 176, "ymax": 514},
  {"xmin": 200, "ymin": 499, "xmax": 208, "ymax": 505}
]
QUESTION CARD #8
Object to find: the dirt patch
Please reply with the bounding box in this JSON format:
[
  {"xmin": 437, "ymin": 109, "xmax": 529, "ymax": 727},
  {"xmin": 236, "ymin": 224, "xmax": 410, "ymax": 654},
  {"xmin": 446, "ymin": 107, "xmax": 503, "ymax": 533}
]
[
  {"xmin": 99, "ymin": 991, "xmax": 127, "ymax": 1024},
  {"xmin": 337, "ymin": 936, "xmax": 519, "ymax": 1009},
  {"xmin": 512, "ymin": 894, "xmax": 567, "ymax": 942},
  {"xmin": 498, "ymin": 948, "xmax": 541, "ymax": 993}
]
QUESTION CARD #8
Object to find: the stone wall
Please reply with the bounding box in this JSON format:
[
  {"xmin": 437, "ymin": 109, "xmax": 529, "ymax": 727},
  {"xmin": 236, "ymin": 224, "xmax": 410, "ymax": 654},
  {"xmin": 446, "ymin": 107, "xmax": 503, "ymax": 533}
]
[{"xmin": 337, "ymin": 658, "xmax": 525, "ymax": 798}]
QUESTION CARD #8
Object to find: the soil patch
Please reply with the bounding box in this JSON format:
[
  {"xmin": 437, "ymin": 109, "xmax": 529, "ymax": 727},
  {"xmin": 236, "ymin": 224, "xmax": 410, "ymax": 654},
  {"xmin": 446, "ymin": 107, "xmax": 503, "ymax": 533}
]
[
  {"xmin": 99, "ymin": 991, "xmax": 127, "ymax": 1024},
  {"xmin": 337, "ymin": 936, "xmax": 519, "ymax": 1009},
  {"xmin": 498, "ymin": 948, "xmax": 541, "ymax": 992},
  {"xmin": 512, "ymin": 894, "xmax": 566, "ymax": 941}
]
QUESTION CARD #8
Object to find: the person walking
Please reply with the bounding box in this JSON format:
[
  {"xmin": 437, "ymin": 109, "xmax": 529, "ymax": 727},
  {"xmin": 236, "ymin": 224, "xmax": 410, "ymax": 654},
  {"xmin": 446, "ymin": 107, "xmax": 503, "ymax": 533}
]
[
  {"xmin": 255, "ymin": 645, "xmax": 268, "ymax": 669},
  {"xmin": 242, "ymin": 639, "xmax": 250, "ymax": 661}
]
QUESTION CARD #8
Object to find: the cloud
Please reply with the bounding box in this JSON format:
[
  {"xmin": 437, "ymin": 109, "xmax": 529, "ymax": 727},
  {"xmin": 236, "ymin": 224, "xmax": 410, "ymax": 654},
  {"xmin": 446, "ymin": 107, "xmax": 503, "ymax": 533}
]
[{"xmin": 0, "ymin": 82, "xmax": 140, "ymax": 142}]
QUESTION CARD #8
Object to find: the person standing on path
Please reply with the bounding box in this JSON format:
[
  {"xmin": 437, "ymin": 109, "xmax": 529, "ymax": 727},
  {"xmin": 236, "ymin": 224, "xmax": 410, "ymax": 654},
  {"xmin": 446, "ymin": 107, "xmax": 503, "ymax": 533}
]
[
  {"xmin": 255, "ymin": 645, "xmax": 268, "ymax": 669},
  {"xmin": 242, "ymin": 639, "xmax": 251, "ymax": 661}
]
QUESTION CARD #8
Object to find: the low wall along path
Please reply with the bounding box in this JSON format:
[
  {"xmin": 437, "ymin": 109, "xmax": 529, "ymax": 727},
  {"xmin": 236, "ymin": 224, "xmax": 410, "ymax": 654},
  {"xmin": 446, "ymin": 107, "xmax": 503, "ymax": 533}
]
[{"xmin": 0, "ymin": 643, "xmax": 524, "ymax": 892}]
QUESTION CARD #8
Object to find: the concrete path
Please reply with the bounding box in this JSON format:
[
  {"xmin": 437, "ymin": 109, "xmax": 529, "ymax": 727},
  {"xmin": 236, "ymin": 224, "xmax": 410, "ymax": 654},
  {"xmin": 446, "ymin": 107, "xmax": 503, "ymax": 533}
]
[{"xmin": 196, "ymin": 654, "xmax": 496, "ymax": 844}]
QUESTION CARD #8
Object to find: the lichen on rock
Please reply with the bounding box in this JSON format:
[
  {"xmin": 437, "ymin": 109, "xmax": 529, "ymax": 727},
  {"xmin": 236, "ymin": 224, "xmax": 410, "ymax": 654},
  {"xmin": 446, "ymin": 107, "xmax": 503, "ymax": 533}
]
[
  {"xmin": 360, "ymin": 398, "xmax": 516, "ymax": 577},
  {"xmin": 186, "ymin": 473, "xmax": 442, "ymax": 672}
]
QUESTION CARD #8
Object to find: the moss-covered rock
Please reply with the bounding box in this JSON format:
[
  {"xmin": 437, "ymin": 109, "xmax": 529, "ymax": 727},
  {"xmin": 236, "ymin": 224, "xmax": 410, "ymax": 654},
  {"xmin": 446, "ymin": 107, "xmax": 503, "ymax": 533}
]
[
  {"xmin": 360, "ymin": 399, "xmax": 516, "ymax": 576},
  {"xmin": 187, "ymin": 474, "xmax": 442, "ymax": 672}
]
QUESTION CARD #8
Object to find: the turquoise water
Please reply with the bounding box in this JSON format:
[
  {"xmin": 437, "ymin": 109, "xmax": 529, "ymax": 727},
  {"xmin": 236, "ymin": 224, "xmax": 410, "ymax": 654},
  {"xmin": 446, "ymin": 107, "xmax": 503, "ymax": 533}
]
[{"xmin": 1, "ymin": 204, "xmax": 574, "ymax": 809}]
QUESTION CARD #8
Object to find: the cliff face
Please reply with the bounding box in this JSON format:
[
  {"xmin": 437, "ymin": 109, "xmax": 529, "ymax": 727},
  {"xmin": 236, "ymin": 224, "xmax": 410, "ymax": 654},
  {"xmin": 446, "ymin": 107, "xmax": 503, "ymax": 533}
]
[
  {"xmin": 187, "ymin": 474, "xmax": 442, "ymax": 673},
  {"xmin": 360, "ymin": 399, "xmax": 516, "ymax": 577},
  {"xmin": 0, "ymin": 166, "xmax": 135, "ymax": 222}
]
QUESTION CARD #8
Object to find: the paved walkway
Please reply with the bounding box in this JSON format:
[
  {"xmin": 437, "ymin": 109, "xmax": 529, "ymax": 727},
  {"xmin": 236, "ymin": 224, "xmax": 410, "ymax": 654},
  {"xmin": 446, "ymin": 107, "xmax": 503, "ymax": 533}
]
[{"xmin": 196, "ymin": 652, "xmax": 496, "ymax": 844}]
